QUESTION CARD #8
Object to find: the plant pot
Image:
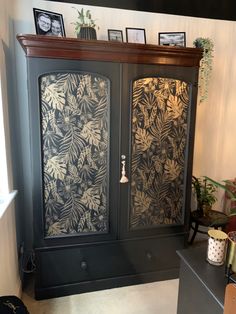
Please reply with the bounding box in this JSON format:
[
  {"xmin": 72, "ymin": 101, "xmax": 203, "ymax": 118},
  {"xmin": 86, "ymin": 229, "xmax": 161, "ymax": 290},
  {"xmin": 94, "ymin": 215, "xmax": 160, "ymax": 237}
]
[
  {"xmin": 197, "ymin": 204, "xmax": 211, "ymax": 217},
  {"xmin": 207, "ymin": 229, "xmax": 228, "ymax": 266},
  {"xmin": 203, "ymin": 204, "xmax": 211, "ymax": 217},
  {"xmin": 77, "ymin": 27, "xmax": 97, "ymax": 40}
]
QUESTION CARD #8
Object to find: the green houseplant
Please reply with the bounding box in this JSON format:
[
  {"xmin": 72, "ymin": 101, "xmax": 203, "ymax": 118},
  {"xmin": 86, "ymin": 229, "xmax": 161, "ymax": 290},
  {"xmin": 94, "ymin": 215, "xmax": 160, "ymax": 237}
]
[
  {"xmin": 205, "ymin": 177, "xmax": 236, "ymax": 218},
  {"xmin": 192, "ymin": 176, "xmax": 217, "ymax": 216},
  {"xmin": 193, "ymin": 38, "xmax": 214, "ymax": 103},
  {"xmin": 72, "ymin": 7, "xmax": 98, "ymax": 40}
]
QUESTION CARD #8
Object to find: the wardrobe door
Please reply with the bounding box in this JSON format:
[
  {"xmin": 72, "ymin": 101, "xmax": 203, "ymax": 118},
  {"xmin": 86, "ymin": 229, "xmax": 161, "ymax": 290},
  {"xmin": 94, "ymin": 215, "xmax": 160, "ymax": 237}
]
[
  {"xmin": 120, "ymin": 63, "xmax": 196, "ymax": 238},
  {"xmin": 27, "ymin": 59, "xmax": 121, "ymax": 247}
]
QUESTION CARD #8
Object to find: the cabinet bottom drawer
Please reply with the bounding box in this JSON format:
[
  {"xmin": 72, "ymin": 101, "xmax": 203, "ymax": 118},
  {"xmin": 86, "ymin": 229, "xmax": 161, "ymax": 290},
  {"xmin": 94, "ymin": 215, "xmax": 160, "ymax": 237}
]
[{"xmin": 35, "ymin": 234, "xmax": 185, "ymax": 298}]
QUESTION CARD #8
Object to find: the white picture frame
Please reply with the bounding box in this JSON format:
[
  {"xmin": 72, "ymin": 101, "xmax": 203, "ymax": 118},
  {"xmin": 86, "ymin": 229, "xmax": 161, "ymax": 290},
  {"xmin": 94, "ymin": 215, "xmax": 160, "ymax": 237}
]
[{"xmin": 126, "ymin": 28, "xmax": 146, "ymax": 44}]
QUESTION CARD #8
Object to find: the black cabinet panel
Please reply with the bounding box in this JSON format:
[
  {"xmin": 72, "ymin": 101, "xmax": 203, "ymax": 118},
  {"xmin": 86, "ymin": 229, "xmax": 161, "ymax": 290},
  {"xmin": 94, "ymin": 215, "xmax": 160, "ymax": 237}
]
[
  {"xmin": 120, "ymin": 63, "xmax": 198, "ymax": 239},
  {"xmin": 27, "ymin": 59, "xmax": 121, "ymax": 247}
]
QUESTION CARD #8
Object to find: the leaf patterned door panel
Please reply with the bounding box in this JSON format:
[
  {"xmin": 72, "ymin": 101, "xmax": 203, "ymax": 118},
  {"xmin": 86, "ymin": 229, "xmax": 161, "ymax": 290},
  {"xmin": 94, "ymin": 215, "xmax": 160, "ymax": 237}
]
[
  {"xmin": 40, "ymin": 72, "xmax": 110, "ymax": 237},
  {"xmin": 130, "ymin": 77, "xmax": 190, "ymax": 230}
]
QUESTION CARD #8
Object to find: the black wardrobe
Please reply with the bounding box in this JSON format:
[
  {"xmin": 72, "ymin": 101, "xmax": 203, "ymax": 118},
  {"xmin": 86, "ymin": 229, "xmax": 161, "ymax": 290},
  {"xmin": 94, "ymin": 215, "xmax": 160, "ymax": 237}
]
[{"xmin": 17, "ymin": 35, "xmax": 202, "ymax": 299}]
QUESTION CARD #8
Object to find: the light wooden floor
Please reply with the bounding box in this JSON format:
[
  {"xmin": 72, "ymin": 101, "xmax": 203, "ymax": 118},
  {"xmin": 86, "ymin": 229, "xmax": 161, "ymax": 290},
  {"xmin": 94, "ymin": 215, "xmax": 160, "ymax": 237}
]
[{"xmin": 22, "ymin": 279, "xmax": 179, "ymax": 314}]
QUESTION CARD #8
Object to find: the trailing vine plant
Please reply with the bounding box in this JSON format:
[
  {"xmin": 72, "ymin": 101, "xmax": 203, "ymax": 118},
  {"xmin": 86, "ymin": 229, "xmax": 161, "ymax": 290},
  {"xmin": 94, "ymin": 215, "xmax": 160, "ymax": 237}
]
[{"xmin": 193, "ymin": 37, "xmax": 214, "ymax": 103}]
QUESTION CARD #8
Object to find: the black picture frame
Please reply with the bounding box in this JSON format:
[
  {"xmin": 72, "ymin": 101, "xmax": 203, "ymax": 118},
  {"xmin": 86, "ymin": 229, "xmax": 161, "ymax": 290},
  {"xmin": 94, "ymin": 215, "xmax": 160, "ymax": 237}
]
[
  {"xmin": 108, "ymin": 29, "xmax": 124, "ymax": 42},
  {"xmin": 126, "ymin": 27, "xmax": 146, "ymax": 44},
  {"xmin": 33, "ymin": 8, "xmax": 66, "ymax": 37},
  {"xmin": 158, "ymin": 32, "xmax": 186, "ymax": 47}
]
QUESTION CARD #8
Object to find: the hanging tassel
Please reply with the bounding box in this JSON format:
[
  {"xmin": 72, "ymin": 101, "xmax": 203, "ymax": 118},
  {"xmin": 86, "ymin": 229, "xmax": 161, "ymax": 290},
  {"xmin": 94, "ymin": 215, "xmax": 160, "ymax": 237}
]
[{"xmin": 120, "ymin": 160, "xmax": 129, "ymax": 183}]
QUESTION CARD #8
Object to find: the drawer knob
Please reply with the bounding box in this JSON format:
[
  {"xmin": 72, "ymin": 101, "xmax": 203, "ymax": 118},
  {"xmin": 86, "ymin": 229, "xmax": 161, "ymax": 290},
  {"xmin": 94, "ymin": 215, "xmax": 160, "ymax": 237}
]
[
  {"xmin": 81, "ymin": 261, "xmax": 88, "ymax": 270},
  {"xmin": 146, "ymin": 252, "xmax": 153, "ymax": 260}
]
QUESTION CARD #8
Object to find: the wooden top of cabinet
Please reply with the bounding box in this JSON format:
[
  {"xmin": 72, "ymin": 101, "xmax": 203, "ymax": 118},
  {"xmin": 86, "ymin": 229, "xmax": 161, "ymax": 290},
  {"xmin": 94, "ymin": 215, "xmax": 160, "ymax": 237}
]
[{"xmin": 17, "ymin": 34, "xmax": 202, "ymax": 67}]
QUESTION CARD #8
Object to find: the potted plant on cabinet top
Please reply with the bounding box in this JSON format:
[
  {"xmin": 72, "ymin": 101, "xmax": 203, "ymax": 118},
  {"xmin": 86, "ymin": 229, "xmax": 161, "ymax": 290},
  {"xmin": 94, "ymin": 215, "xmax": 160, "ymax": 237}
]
[
  {"xmin": 72, "ymin": 7, "xmax": 98, "ymax": 40},
  {"xmin": 193, "ymin": 37, "xmax": 214, "ymax": 103},
  {"xmin": 192, "ymin": 176, "xmax": 217, "ymax": 216},
  {"xmin": 205, "ymin": 176, "xmax": 236, "ymax": 232}
]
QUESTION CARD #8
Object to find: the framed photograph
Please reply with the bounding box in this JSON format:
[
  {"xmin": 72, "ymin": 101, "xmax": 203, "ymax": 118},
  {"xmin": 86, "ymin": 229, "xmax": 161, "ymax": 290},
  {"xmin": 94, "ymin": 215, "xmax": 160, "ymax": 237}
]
[
  {"xmin": 158, "ymin": 32, "xmax": 186, "ymax": 47},
  {"xmin": 33, "ymin": 8, "xmax": 66, "ymax": 37},
  {"xmin": 108, "ymin": 29, "xmax": 123, "ymax": 42},
  {"xmin": 126, "ymin": 28, "xmax": 146, "ymax": 44}
]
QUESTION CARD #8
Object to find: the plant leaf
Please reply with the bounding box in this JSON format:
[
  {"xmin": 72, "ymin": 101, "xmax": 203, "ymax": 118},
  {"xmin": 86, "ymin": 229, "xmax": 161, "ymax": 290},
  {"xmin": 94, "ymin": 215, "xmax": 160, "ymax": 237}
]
[{"xmin": 205, "ymin": 176, "xmax": 236, "ymax": 199}]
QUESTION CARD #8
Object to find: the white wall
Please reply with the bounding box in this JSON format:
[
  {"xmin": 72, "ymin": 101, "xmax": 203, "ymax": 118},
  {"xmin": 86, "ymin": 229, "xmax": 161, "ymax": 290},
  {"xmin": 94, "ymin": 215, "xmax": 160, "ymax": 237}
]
[
  {"xmin": 0, "ymin": 0, "xmax": 21, "ymax": 297},
  {"xmin": 13, "ymin": 0, "xmax": 236, "ymax": 207},
  {"xmin": 0, "ymin": 202, "xmax": 21, "ymax": 297}
]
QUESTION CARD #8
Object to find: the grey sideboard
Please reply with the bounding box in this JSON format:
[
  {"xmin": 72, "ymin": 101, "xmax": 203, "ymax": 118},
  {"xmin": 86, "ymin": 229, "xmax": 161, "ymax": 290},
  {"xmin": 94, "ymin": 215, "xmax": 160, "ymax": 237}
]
[{"xmin": 177, "ymin": 245, "xmax": 228, "ymax": 314}]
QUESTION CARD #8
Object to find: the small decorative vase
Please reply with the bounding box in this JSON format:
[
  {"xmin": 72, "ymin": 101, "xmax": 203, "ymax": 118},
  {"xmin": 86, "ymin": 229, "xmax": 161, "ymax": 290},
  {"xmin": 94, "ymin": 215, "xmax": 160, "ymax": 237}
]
[
  {"xmin": 77, "ymin": 27, "xmax": 97, "ymax": 40},
  {"xmin": 207, "ymin": 229, "xmax": 228, "ymax": 266}
]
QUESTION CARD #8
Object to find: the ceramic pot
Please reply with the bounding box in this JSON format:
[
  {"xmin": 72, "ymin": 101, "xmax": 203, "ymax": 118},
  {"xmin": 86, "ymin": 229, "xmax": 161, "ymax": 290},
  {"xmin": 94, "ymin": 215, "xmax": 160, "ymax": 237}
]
[
  {"xmin": 207, "ymin": 229, "xmax": 228, "ymax": 266},
  {"xmin": 77, "ymin": 27, "xmax": 97, "ymax": 40}
]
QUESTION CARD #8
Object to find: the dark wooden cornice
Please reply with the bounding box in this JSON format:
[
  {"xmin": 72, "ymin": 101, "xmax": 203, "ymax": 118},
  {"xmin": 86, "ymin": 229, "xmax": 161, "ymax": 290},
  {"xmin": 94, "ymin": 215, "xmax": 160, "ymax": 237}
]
[{"xmin": 17, "ymin": 34, "xmax": 202, "ymax": 67}]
